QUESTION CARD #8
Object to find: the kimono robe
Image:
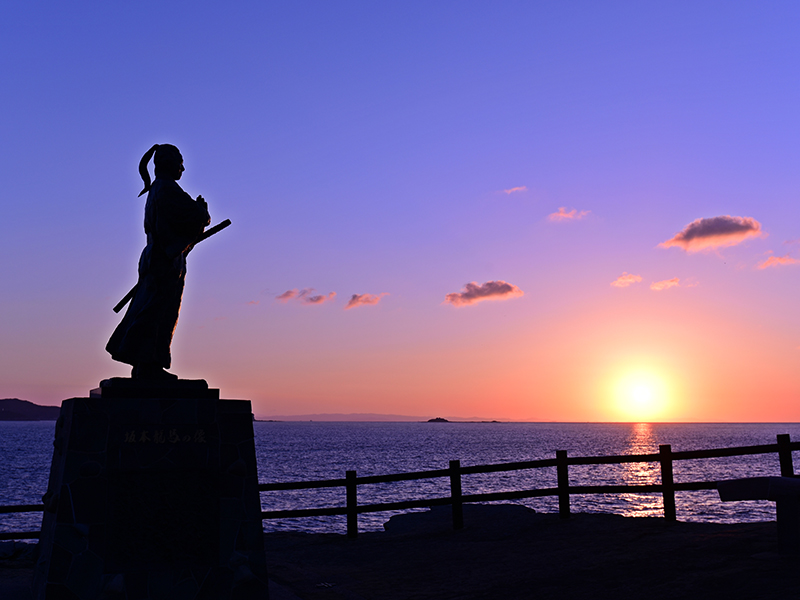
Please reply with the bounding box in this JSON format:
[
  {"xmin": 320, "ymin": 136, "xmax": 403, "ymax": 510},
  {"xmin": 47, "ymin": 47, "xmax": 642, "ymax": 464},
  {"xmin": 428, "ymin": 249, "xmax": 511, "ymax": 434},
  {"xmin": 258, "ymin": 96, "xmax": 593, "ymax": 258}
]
[{"xmin": 107, "ymin": 177, "xmax": 210, "ymax": 369}]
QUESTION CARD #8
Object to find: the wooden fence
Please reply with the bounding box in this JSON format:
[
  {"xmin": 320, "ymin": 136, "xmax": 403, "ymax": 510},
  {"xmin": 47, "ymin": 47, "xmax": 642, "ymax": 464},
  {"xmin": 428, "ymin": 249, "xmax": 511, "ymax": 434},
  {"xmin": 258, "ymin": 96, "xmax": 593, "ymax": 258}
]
[
  {"xmin": 259, "ymin": 433, "xmax": 799, "ymax": 537},
  {"xmin": 1, "ymin": 434, "xmax": 798, "ymax": 541}
]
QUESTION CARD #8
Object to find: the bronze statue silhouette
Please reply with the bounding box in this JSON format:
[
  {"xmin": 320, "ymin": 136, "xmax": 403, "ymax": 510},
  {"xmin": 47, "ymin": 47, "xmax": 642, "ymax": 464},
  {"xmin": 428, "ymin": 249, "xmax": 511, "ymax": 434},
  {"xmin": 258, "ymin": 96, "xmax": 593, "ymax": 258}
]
[{"xmin": 106, "ymin": 144, "xmax": 211, "ymax": 380}]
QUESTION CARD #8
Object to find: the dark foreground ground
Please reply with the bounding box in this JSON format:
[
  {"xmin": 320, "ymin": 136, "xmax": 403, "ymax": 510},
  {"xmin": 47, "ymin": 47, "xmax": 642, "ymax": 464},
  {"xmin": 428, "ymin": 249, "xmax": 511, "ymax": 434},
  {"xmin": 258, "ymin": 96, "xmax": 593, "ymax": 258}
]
[{"xmin": 2, "ymin": 504, "xmax": 797, "ymax": 599}]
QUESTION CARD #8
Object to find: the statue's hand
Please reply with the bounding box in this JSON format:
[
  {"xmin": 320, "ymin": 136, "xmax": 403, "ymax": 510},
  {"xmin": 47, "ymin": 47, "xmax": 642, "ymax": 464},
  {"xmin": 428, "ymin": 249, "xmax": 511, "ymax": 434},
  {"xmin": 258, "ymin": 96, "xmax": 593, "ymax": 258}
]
[{"xmin": 196, "ymin": 195, "xmax": 211, "ymax": 227}]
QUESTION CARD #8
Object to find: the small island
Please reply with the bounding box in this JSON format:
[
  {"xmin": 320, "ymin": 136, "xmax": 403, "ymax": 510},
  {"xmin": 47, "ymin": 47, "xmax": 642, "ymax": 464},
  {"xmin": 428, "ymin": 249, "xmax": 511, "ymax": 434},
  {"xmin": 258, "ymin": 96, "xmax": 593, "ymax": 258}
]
[{"xmin": 427, "ymin": 417, "xmax": 449, "ymax": 423}]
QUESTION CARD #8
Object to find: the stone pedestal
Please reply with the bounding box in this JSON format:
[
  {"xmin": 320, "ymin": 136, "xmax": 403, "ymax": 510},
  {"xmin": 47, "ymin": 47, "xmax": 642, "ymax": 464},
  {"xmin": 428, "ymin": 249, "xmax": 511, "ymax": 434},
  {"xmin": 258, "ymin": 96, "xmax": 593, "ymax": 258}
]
[{"xmin": 33, "ymin": 379, "xmax": 268, "ymax": 599}]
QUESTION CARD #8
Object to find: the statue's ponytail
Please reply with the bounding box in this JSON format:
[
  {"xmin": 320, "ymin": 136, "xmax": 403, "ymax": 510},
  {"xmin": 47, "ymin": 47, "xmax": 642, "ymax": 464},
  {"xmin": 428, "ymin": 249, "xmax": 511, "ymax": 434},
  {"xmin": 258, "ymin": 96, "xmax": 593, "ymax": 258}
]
[{"xmin": 137, "ymin": 144, "xmax": 159, "ymax": 197}]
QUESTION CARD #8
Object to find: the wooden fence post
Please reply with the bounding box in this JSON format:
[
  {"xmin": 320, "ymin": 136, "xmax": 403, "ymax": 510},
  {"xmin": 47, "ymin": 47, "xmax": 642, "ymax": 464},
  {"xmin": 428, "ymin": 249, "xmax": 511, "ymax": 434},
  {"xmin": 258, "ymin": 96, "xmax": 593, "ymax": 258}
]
[
  {"xmin": 556, "ymin": 450, "xmax": 570, "ymax": 519},
  {"xmin": 659, "ymin": 444, "xmax": 676, "ymax": 522},
  {"xmin": 346, "ymin": 470, "xmax": 358, "ymax": 538},
  {"xmin": 776, "ymin": 435, "xmax": 799, "ymax": 553},
  {"xmin": 777, "ymin": 434, "xmax": 794, "ymax": 477},
  {"xmin": 450, "ymin": 459, "xmax": 464, "ymax": 530}
]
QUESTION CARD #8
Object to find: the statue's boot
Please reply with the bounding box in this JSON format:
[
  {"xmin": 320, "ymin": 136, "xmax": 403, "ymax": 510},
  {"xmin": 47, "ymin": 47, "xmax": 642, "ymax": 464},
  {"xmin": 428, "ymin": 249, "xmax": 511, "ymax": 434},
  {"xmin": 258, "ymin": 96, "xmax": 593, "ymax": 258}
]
[{"xmin": 132, "ymin": 363, "xmax": 179, "ymax": 380}]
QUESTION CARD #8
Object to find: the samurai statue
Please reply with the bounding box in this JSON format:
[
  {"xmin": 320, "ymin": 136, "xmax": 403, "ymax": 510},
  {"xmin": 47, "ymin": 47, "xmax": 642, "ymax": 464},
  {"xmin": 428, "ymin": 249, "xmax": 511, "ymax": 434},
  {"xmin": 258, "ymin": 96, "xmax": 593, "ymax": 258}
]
[{"xmin": 107, "ymin": 144, "xmax": 210, "ymax": 380}]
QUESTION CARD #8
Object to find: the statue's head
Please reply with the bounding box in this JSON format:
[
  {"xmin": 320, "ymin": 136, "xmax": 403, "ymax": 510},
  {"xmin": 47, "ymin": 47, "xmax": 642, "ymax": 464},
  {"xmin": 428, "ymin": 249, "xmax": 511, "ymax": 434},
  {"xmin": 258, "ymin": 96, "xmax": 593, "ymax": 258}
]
[
  {"xmin": 138, "ymin": 143, "xmax": 184, "ymax": 196},
  {"xmin": 153, "ymin": 144, "xmax": 184, "ymax": 180}
]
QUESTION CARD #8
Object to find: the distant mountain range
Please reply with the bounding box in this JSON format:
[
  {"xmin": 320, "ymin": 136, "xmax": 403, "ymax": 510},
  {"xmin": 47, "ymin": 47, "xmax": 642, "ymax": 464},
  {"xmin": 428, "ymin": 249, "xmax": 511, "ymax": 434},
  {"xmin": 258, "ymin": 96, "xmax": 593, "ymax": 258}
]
[
  {"xmin": 257, "ymin": 412, "xmax": 503, "ymax": 422},
  {"xmin": 0, "ymin": 401, "xmax": 500, "ymax": 423},
  {"xmin": 258, "ymin": 413, "xmax": 428, "ymax": 422},
  {"xmin": 0, "ymin": 399, "xmax": 60, "ymax": 421}
]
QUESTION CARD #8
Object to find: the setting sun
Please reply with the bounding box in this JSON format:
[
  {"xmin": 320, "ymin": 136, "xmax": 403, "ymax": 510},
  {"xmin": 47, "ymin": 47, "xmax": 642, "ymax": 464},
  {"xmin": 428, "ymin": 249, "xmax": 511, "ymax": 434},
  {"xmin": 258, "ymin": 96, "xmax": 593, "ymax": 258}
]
[{"xmin": 611, "ymin": 371, "xmax": 670, "ymax": 422}]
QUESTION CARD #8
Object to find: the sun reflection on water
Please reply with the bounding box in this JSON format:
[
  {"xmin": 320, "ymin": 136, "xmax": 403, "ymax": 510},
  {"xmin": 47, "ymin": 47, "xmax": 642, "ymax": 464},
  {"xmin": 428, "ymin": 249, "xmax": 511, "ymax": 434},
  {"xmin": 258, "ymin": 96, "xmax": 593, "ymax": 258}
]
[{"xmin": 619, "ymin": 423, "xmax": 663, "ymax": 518}]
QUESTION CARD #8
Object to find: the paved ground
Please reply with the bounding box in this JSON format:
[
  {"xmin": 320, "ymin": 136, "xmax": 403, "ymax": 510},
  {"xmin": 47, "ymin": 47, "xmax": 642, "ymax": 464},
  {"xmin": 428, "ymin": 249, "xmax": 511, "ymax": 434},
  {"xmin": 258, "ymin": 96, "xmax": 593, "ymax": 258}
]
[
  {"xmin": 3, "ymin": 505, "xmax": 798, "ymax": 599},
  {"xmin": 263, "ymin": 505, "xmax": 797, "ymax": 600}
]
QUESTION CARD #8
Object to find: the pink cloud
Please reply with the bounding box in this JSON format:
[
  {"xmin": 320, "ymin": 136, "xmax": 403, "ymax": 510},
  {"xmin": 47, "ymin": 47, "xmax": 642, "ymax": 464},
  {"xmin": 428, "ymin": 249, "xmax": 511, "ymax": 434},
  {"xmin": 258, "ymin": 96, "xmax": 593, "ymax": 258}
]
[
  {"xmin": 276, "ymin": 289, "xmax": 298, "ymax": 302},
  {"xmin": 758, "ymin": 255, "xmax": 800, "ymax": 269},
  {"xmin": 610, "ymin": 272, "xmax": 642, "ymax": 288},
  {"xmin": 345, "ymin": 292, "xmax": 388, "ymax": 310},
  {"xmin": 650, "ymin": 278, "xmax": 680, "ymax": 291},
  {"xmin": 503, "ymin": 186, "xmax": 528, "ymax": 195},
  {"xmin": 444, "ymin": 280, "xmax": 524, "ymax": 307},
  {"xmin": 246, "ymin": 300, "xmax": 260, "ymax": 305},
  {"xmin": 659, "ymin": 215, "xmax": 764, "ymax": 252},
  {"xmin": 299, "ymin": 289, "xmax": 336, "ymax": 304},
  {"xmin": 276, "ymin": 288, "xmax": 336, "ymax": 305},
  {"xmin": 549, "ymin": 207, "xmax": 589, "ymax": 222}
]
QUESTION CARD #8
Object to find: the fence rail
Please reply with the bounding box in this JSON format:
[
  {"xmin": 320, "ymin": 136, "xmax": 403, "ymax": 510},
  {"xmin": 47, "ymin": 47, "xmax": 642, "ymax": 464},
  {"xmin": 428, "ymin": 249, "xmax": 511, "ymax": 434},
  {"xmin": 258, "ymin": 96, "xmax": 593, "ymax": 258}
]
[
  {"xmin": 2, "ymin": 434, "xmax": 798, "ymax": 541},
  {"xmin": 258, "ymin": 434, "xmax": 800, "ymax": 538}
]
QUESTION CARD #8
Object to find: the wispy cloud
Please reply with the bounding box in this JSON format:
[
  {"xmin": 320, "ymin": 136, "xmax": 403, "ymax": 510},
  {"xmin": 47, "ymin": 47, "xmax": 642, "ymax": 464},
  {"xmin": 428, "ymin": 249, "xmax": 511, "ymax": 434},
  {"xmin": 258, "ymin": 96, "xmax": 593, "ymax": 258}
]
[
  {"xmin": 502, "ymin": 186, "xmax": 527, "ymax": 195},
  {"xmin": 659, "ymin": 215, "xmax": 764, "ymax": 252},
  {"xmin": 444, "ymin": 280, "xmax": 524, "ymax": 307},
  {"xmin": 246, "ymin": 300, "xmax": 260, "ymax": 305},
  {"xmin": 345, "ymin": 292, "xmax": 389, "ymax": 310},
  {"xmin": 300, "ymin": 290, "xmax": 336, "ymax": 304},
  {"xmin": 758, "ymin": 255, "xmax": 800, "ymax": 269},
  {"xmin": 549, "ymin": 207, "xmax": 589, "ymax": 222},
  {"xmin": 276, "ymin": 289, "xmax": 298, "ymax": 302},
  {"xmin": 611, "ymin": 272, "xmax": 642, "ymax": 288},
  {"xmin": 276, "ymin": 288, "xmax": 336, "ymax": 305},
  {"xmin": 650, "ymin": 277, "xmax": 680, "ymax": 291}
]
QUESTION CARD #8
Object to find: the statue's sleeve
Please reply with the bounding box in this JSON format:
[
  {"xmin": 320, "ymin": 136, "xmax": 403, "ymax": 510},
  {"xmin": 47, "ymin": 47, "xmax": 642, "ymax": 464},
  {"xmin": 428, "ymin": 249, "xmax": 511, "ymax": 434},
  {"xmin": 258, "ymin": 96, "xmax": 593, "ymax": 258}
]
[{"xmin": 158, "ymin": 182, "xmax": 211, "ymax": 259}]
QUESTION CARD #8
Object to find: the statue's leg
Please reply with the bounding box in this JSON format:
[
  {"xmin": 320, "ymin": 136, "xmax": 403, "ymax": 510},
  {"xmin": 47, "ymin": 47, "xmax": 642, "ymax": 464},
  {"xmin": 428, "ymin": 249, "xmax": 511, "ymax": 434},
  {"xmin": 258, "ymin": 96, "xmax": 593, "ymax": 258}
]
[
  {"xmin": 154, "ymin": 271, "xmax": 185, "ymax": 370},
  {"xmin": 127, "ymin": 254, "xmax": 183, "ymax": 380}
]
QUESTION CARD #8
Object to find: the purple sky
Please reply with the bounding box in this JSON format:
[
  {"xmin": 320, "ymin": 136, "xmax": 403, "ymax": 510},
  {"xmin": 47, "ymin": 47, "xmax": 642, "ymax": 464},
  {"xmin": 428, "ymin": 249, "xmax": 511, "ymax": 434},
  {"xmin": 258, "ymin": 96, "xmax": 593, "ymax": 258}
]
[{"xmin": 2, "ymin": 2, "xmax": 799, "ymax": 421}]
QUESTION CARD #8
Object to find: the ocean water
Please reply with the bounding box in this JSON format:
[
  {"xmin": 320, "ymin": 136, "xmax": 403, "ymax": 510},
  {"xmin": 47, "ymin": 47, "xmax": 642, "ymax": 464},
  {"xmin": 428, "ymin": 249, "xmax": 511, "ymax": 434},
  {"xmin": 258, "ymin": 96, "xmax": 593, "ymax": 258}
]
[{"xmin": 2, "ymin": 421, "xmax": 800, "ymax": 535}]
